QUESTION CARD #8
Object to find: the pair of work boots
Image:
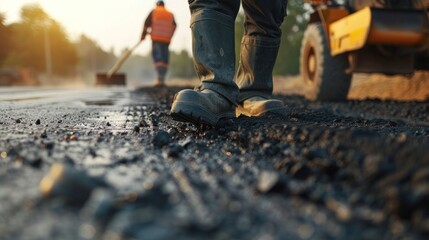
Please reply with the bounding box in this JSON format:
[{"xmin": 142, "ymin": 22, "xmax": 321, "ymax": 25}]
[
  {"xmin": 171, "ymin": 89, "xmax": 285, "ymax": 126},
  {"xmin": 170, "ymin": 10, "xmax": 285, "ymax": 125}
]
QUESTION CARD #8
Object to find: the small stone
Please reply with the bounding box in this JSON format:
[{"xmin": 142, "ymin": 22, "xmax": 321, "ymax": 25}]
[
  {"xmin": 39, "ymin": 163, "xmax": 110, "ymax": 206},
  {"xmin": 106, "ymin": 122, "xmax": 111, "ymax": 127},
  {"xmin": 179, "ymin": 137, "xmax": 193, "ymax": 148},
  {"xmin": 149, "ymin": 114, "xmax": 159, "ymax": 126},
  {"xmin": 28, "ymin": 157, "xmax": 43, "ymax": 168},
  {"xmin": 133, "ymin": 126, "xmax": 140, "ymax": 133},
  {"xmin": 41, "ymin": 131, "xmax": 48, "ymax": 139},
  {"xmin": 257, "ymin": 171, "xmax": 285, "ymax": 193},
  {"xmin": 152, "ymin": 130, "xmax": 172, "ymax": 148},
  {"xmin": 15, "ymin": 119, "xmax": 21, "ymax": 124},
  {"xmin": 36, "ymin": 119, "xmax": 41, "ymax": 125},
  {"xmin": 89, "ymin": 148, "xmax": 97, "ymax": 158},
  {"xmin": 167, "ymin": 144, "xmax": 184, "ymax": 158},
  {"xmin": 256, "ymin": 171, "xmax": 279, "ymax": 192},
  {"xmin": 167, "ymin": 127, "xmax": 178, "ymax": 136},
  {"xmin": 326, "ymin": 198, "xmax": 352, "ymax": 222}
]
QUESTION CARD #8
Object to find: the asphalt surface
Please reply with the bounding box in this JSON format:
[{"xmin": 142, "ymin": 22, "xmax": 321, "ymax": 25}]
[{"xmin": 0, "ymin": 86, "xmax": 428, "ymax": 240}]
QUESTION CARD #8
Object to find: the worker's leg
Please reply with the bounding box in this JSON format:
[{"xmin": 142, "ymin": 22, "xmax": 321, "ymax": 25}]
[
  {"xmin": 170, "ymin": 0, "xmax": 240, "ymax": 125},
  {"xmin": 152, "ymin": 42, "xmax": 169, "ymax": 86},
  {"xmin": 188, "ymin": 0, "xmax": 240, "ymax": 103},
  {"xmin": 235, "ymin": 0, "xmax": 288, "ymax": 117}
]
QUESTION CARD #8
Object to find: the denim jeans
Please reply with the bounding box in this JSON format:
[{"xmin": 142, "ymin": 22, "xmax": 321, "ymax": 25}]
[
  {"xmin": 189, "ymin": 0, "xmax": 286, "ymax": 38},
  {"xmin": 152, "ymin": 41, "xmax": 170, "ymax": 80},
  {"xmin": 188, "ymin": 0, "xmax": 288, "ymax": 103}
]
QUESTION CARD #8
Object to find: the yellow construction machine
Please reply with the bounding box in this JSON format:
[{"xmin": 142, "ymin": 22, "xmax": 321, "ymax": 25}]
[{"xmin": 301, "ymin": 0, "xmax": 429, "ymax": 101}]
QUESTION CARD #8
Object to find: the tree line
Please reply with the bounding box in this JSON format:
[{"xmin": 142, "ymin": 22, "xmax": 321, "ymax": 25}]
[
  {"xmin": 0, "ymin": 2, "xmax": 307, "ymax": 84},
  {"xmin": 0, "ymin": 4, "xmax": 196, "ymax": 83}
]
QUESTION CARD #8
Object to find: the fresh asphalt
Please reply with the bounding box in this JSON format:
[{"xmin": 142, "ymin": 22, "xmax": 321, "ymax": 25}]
[{"xmin": 1, "ymin": 86, "xmax": 428, "ymax": 240}]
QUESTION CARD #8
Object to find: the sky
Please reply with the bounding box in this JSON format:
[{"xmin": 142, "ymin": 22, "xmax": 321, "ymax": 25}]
[{"xmin": 1, "ymin": 0, "xmax": 192, "ymax": 56}]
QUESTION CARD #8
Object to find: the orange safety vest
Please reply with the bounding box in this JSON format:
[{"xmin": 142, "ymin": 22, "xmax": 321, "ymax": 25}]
[{"xmin": 151, "ymin": 6, "xmax": 176, "ymax": 44}]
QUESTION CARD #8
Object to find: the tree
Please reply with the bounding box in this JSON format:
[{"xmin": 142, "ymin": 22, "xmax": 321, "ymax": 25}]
[
  {"xmin": 275, "ymin": 0, "xmax": 308, "ymax": 75},
  {"xmin": 75, "ymin": 34, "xmax": 117, "ymax": 73},
  {"xmin": 5, "ymin": 4, "xmax": 78, "ymax": 76},
  {"xmin": 0, "ymin": 13, "xmax": 12, "ymax": 66}
]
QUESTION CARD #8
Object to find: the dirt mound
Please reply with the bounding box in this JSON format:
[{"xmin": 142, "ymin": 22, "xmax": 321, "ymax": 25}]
[
  {"xmin": 274, "ymin": 71, "xmax": 429, "ymax": 101},
  {"xmin": 349, "ymin": 72, "xmax": 429, "ymax": 101}
]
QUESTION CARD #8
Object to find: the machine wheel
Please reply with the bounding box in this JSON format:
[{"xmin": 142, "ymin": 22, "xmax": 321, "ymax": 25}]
[{"xmin": 300, "ymin": 23, "xmax": 352, "ymax": 101}]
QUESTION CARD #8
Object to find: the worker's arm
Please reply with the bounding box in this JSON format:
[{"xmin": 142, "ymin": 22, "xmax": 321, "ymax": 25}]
[
  {"xmin": 172, "ymin": 16, "xmax": 177, "ymax": 35},
  {"xmin": 141, "ymin": 11, "xmax": 153, "ymax": 41}
]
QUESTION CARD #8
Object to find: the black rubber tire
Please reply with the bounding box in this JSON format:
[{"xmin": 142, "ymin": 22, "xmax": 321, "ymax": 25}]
[{"xmin": 300, "ymin": 23, "xmax": 352, "ymax": 101}]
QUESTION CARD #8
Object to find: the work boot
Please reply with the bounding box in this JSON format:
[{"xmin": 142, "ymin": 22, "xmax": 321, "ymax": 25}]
[
  {"xmin": 236, "ymin": 96, "xmax": 285, "ymax": 117},
  {"xmin": 236, "ymin": 35, "xmax": 285, "ymax": 117},
  {"xmin": 171, "ymin": 89, "xmax": 235, "ymax": 125},
  {"xmin": 170, "ymin": 9, "xmax": 238, "ymax": 125},
  {"xmin": 191, "ymin": 9, "xmax": 238, "ymax": 103}
]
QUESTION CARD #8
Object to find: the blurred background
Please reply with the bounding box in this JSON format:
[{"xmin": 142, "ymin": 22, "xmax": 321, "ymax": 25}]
[
  {"xmin": 1, "ymin": 0, "xmax": 428, "ymax": 101},
  {"xmin": 0, "ymin": 0, "xmax": 308, "ymax": 88}
]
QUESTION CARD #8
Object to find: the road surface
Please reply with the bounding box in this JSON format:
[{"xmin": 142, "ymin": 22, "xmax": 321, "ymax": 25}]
[{"xmin": 0, "ymin": 86, "xmax": 428, "ymax": 240}]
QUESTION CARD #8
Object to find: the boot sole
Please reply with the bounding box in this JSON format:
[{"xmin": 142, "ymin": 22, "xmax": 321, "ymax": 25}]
[{"xmin": 171, "ymin": 101, "xmax": 234, "ymax": 126}]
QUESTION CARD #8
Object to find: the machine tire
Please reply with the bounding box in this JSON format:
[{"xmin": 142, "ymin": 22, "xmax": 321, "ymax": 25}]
[{"xmin": 300, "ymin": 23, "xmax": 352, "ymax": 101}]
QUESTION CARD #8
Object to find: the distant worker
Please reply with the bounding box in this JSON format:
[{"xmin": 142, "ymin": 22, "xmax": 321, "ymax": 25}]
[{"xmin": 141, "ymin": 0, "xmax": 176, "ymax": 87}]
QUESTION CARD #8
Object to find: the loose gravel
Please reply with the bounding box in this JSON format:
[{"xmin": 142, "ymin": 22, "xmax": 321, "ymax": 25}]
[{"xmin": 0, "ymin": 86, "xmax": 428, "ymax": 240}]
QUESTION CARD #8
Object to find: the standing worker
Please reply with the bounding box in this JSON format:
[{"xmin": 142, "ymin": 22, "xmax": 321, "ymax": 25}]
[
  {"xmin": 170, "ymin": 0, "xmax": 287, "ymax": 125},
  {"xmin": 141, "ymin": 0, "xmax": 176, "ymax": 87}
]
